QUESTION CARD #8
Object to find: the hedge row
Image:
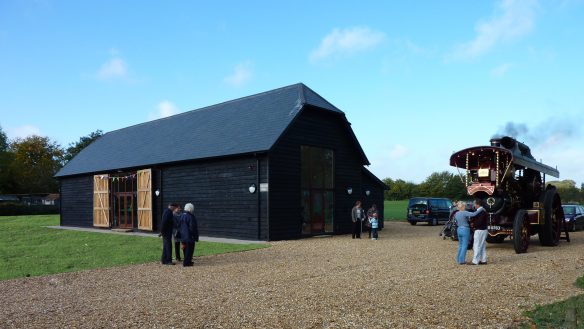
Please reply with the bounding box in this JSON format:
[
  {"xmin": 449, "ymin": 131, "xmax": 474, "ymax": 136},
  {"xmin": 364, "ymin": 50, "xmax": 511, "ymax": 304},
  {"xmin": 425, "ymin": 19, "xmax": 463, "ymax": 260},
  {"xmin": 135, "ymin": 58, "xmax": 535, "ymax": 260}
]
[{"xmin": 0, "ymin": 203, "xmax": 59, "ymax": 216}]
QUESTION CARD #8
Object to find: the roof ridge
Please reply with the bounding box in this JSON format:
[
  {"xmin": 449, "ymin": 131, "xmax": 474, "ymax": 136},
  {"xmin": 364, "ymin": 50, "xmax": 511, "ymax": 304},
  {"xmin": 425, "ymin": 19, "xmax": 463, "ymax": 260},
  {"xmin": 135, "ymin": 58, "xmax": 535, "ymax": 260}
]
[
  {"xmin": 297, "ymin": 83, "xmax": 307, "ymax": 105},
  {"xmin": 301, "ymin": 84, "xmax": 343, "ymax": 113},
  {"xmin": 100, "ymin": 83, "xmax": 306, "ymax": 137}
]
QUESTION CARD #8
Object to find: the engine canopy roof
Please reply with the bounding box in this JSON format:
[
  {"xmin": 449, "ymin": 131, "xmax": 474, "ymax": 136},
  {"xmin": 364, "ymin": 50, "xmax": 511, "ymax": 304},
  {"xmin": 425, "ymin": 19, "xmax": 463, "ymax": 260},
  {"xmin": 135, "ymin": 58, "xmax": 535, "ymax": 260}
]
[{"xmin": 450, "ymin": 142, "xmax": 560, "ymax": 178}]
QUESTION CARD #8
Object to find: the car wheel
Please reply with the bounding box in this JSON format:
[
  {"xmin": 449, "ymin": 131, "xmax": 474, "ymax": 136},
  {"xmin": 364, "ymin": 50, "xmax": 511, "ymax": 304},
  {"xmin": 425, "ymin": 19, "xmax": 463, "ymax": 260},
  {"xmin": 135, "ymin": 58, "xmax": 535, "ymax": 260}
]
[
  {"xmin": 572, "ymin": 221, "xmax": 577, "ymax": 232},
  {"xmin": 409, "ymin": 221, "xmax": 417, "ymax": 226}
]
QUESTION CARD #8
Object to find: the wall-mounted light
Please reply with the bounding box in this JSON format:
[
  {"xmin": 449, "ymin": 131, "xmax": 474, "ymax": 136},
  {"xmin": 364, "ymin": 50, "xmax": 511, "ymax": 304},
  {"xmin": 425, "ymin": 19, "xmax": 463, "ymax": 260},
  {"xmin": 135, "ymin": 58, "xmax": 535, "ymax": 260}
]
[
  {"xmin": 365, "ymin": 190, "xmax": 371, "ymax": 196},
  {"xmin": 248, "ymin": 183, "xmax": 257, "ymax": 194},
  {"xmin": 155, "ymin": 189, "xmax": 160, "ymax": 197},
  {"xmin": 346, "ymin": 187, "xmax": 353, "ymax": 195}
]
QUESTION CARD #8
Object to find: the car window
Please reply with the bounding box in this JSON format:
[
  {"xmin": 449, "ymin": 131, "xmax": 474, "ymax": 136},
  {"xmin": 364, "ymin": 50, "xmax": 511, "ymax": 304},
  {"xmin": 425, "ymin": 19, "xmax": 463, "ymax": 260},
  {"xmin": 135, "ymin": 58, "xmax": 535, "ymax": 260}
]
[
  {"xmin": 563, "ymin": 206, "xmax": 576, "ymax": 215},
  {"xmin": 579, "ymin": 206, "xmax": 584, "ymax": 215},
  {"xmin": 409, "ymin": 199, "xmax": 427, "ymax": 207},
  {"xmin": 429, "ymin": 199, "xmax": 439, "ymax": 207},
  {"xmin": 441, "ymin": 200, "xmax": 450, "ymax": 209}
]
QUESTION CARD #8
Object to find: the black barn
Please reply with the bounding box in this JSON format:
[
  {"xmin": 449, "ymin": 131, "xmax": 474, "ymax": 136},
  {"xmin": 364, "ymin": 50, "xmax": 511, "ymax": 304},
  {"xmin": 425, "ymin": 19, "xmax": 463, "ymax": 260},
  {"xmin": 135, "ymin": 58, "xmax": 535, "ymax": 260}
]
[{"xmin": 56, "ymin": 83, "xmax": 387, "ymax": 241}]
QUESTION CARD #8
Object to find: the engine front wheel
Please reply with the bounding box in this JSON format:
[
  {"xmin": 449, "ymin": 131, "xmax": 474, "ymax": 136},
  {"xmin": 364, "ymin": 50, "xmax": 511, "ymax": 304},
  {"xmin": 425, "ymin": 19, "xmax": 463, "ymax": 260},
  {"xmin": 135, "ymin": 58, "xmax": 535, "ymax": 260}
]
[{"xmin": 513, "ymin": 210, "xmax": 530, "ymax": 254}]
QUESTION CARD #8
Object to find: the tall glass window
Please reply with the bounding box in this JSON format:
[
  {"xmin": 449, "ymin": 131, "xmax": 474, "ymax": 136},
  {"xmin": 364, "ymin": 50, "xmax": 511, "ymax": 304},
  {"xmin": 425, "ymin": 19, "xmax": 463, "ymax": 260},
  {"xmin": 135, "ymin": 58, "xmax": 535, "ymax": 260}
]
[{"xmin": 301, "ymin": 146, "xmax": 334, "ymax": 234}]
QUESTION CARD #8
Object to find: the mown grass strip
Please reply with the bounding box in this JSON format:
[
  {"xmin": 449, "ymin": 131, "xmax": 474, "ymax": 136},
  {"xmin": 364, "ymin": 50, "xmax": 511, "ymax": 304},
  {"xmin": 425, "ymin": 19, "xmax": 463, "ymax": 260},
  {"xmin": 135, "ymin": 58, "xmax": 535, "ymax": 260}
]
[
  {"xmin": 522, "ymin": 274, "xmax": 584, "ymax": 328},
  {"xmin": 384, "ymin": 200, "xmax": 408, "ymax": 221},
  {"xmin": 0, "ymin": 215, "xmax": 268, "ymax": 281}
]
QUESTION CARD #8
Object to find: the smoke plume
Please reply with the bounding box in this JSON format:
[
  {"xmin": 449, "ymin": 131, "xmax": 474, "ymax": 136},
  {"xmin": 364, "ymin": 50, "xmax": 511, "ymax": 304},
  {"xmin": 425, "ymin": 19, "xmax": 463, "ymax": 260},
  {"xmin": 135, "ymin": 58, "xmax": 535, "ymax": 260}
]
[{"xmin": 493, "ymin": 116, "xmax": 581, "ymax": 149}]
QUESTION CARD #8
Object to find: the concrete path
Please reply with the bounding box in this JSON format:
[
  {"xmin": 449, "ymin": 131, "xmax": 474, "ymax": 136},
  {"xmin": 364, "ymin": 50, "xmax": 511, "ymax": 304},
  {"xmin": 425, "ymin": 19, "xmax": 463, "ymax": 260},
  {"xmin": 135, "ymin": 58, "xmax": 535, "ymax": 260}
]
[{"xmin": 46, "ymin": 225, "xmax": 266, "ymax": 244}]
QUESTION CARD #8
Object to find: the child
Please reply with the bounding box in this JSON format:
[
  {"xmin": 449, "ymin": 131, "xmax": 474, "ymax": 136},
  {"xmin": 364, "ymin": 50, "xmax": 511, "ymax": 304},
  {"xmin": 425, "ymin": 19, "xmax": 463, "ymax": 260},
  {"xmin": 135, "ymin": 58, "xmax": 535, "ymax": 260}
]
[{"xmin": 369, "ymin": 212, "xmax": 379, "ymax": 240}]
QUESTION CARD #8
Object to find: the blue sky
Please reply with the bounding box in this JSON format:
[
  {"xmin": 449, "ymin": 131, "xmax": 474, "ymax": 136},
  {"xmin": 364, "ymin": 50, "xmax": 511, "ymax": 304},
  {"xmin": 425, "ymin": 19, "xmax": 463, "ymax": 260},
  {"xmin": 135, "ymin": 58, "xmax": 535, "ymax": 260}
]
[{"xmin": 1, "ymin": 0, "xmax": 583, "ymax": 185}]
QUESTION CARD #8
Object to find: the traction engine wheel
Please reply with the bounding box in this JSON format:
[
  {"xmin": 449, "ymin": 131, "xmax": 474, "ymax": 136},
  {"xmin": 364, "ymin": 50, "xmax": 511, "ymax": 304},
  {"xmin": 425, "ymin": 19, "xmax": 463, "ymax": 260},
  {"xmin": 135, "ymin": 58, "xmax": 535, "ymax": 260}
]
[
  {"xmin": 538, "ymin": 187, "xmax": 562, "ymax": 246},
  {"xmin": 513, "ymin": 209, "xmax": 530, "ymax": 254}
]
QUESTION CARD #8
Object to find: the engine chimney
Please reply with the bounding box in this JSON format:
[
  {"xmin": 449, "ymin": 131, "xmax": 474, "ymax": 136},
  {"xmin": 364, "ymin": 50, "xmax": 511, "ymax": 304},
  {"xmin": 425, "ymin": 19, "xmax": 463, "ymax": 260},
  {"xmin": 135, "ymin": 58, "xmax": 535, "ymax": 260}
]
[{"xmin": 490, "ymin": 138, "xmax": 501, "ymax": 147}]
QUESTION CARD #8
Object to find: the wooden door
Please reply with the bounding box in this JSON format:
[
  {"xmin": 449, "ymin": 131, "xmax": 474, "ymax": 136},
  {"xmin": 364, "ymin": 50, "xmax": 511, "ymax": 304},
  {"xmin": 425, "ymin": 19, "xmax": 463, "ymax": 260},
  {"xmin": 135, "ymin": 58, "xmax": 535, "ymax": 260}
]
[
  {"xmin": 137, "ymin": 169, "xmax": 153, "ymax": 231},
  {"xmin": 116, "ymin": 192, "xmax": 134, "ymax": 229},
  {"xmin": 93, "ymin": 174, "xmax": 110, "ymax": 227}
]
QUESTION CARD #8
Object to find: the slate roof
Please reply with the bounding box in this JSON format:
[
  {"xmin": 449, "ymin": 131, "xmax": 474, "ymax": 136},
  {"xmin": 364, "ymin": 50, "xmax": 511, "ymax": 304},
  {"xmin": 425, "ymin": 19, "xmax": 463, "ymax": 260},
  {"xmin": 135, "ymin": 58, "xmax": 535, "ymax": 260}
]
[
  {"xmin": 362, "ymin": 167, "xmax": 390, "ymax": 190},
  {"xmin": 56, "ymin": 83, "xmax": 369, "ymax": 177}
]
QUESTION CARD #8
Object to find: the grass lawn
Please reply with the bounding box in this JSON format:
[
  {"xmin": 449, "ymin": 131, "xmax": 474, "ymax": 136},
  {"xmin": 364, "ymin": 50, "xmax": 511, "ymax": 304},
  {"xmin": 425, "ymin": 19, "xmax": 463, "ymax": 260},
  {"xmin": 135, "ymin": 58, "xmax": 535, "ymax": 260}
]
[
  {"xmin": 0, "ymin": 215, "xmax": 268, "ymax": 281},
  {"xmin": 522, "ymin": 277, "xmax": 584, "ymax": 328},
  {"xmin": 384, "ymin": 200, "xmax": 408, "ymax": 221}
]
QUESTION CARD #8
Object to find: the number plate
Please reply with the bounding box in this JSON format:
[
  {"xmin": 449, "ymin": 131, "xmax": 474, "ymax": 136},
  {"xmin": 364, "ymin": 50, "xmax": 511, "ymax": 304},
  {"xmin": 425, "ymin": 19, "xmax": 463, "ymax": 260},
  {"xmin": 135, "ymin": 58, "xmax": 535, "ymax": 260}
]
[
  {"xmin": 488, "ymin": 225, "xmax": 501, "ymax": 231},
  {"xmin": 413, "ymin": 211, "xmax": 419, "ymax": 215}
]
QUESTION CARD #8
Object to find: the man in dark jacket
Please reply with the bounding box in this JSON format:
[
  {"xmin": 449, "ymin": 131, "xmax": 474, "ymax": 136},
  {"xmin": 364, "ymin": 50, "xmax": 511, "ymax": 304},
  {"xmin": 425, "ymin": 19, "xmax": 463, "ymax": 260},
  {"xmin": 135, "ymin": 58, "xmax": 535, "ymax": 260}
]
[
  {"xmin": 160, "ymin": 203, "xmax": 179, "ymax": 265},
  {"xmin": 179, "ymin": 203, "xmax": 199, "ymax": 267},
  {"xmin": 469, "ymin": 199, "xmax": 488, "ymax": 265}
]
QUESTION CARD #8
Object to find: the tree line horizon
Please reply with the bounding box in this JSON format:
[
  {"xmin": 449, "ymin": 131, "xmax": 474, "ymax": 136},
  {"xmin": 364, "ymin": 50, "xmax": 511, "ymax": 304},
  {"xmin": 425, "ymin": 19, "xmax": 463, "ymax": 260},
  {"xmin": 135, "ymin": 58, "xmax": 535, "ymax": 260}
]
[
  {"xmin": 1, "ymin": 125, "xmax": 583, "ymax": 204},
  {"xmin": 383, "ymin": 173, "xmax": 584, "ymax": 204}
]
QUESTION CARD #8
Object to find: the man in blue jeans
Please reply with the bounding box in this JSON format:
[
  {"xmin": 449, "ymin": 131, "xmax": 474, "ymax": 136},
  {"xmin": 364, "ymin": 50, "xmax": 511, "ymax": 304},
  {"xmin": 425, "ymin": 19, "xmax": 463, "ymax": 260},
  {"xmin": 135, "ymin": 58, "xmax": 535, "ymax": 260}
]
[{"xmin": 453, "ymin": 201, "xmax": 472, "ymax": 264}]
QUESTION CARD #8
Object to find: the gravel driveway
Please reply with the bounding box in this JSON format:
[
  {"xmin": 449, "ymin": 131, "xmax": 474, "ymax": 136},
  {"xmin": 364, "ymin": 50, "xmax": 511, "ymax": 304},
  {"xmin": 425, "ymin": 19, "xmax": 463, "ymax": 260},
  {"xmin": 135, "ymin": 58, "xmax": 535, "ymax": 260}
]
[{"xmin": 1, "ymin": 222, "xmax": 583, "ymax": 328}]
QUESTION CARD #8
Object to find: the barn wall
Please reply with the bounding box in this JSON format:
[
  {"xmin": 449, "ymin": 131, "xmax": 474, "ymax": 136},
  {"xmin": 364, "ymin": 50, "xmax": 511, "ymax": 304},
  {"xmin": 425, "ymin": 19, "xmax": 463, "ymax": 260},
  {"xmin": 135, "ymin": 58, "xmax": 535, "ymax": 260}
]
[
  {"xmin": 159, "ymin": 154, "xmax": 268, "ymax": 240},
  {"xmin": 269, "ymin": 107, "xmax": 364, "ymax": 240},
  {"xmin": 60, "ymin": 175, "xmax": 93, "ymax": 227},
  {"xmin": 361, "ymin": 173, "xmax": 386, "ymax": 229}
]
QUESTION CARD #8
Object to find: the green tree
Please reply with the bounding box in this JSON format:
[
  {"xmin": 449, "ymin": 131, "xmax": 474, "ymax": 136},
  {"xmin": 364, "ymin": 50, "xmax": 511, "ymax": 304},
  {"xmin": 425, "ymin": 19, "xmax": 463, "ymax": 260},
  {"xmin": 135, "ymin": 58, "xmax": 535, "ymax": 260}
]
[
  {"xmin": 0, "ymin": 125, "xmax": 8, "ymax": 151},
  {"xmin": 0, "ymin": 125, "xmax": 17, "ymax": 193},
  {"xmin": 444, "ymin": 173, "xmax": 468, "ymax": 200},
  {"xmin": 64, "ymin": 129, "xmax": 103, "ymax": 162},
  {"xmin": 418, "ymin": 171, "xmax": 452, "ymax": 198},
  {"xmin": 384, "ymin": 178, "xmax": 418, "ymax": 200},
  {"xmin": 548, "ymin": 180, "xmax": 582, "ymax": 203},
  {"xmin": 383, "ymin": 178, "xmax": 393, "ymax": 200},
  {"xmin": 10, "ymin": 135, "xmax": 64, "ymax": 193}
]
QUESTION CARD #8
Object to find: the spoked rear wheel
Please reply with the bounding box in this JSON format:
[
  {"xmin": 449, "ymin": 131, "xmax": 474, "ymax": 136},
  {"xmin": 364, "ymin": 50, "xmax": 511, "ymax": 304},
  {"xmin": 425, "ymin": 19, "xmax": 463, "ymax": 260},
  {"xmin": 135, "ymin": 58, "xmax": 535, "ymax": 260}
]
[{"xmin": 538, "ymin": 187, "xmax": 562, "ymax": 246}]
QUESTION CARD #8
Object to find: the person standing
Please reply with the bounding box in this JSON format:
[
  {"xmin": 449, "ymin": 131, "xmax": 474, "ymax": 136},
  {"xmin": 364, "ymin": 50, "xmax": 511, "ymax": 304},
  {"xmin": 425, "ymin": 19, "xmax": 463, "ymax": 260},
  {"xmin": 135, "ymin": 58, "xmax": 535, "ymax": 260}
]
[
  {"xmin": 351, "ymin": 201, "xmax": 364, "ymax": 239},
  {"xmin": 178, "ymin": 203, "xmax": 199, "ymax": 267},
  {"xmin": 469, "ymin": 199, "xmax": 488, "ymax": 265},
  {"xmin": 453, "ymin": 201, "xmax": 472, "ymax": 265},
  {"xmin": 369, "ymin": 211, "xmax": 379, "ymax": 240},
  {"xmin": 172, "ymin": 205, "xmax": 182, "ymax": 262},
  {"xmin": 160, "ymin": 203, "xmax": 179, "ymax": 265}
]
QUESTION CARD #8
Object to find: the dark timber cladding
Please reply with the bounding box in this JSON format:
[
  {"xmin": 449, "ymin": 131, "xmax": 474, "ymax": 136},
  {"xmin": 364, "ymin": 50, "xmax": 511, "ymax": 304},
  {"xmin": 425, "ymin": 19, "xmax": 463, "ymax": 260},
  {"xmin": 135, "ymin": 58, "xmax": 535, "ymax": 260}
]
[
  {"xmin": 158, "ymin": 155, "xmax": 268, "ymax": 240},
  {"xmin": 269, "ymin": 105, "xmax": 364, "ymax": 240},
  {"xmin": 55, "ymin": 83, "xmax": 386, "ymax": 241},
  {"xmin": 361, "ymin": 167, "xmax": 388, "ymax": 228},
  {"xmin": 60, "ymin": 175, "xmax": 93, "ymax": 227}
]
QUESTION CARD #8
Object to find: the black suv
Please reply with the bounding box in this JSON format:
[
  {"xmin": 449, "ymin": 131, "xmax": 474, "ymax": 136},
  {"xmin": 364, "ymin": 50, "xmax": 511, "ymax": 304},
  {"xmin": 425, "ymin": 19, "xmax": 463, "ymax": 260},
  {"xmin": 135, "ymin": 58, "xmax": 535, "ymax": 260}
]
[
  {"xmin": 407, "ymin": 197, "xmax": 453, "ymax": 226},
  {"xmin": 562, "ymin": 204, "xmax": 584, "ymax": 232}
]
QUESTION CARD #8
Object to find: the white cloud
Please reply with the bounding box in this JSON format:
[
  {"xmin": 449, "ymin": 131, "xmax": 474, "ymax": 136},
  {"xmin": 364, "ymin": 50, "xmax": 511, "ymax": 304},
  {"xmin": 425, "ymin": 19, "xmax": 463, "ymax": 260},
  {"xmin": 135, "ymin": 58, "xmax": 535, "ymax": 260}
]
[
  {"xmin": 96, "ymin": 57, "xmax": 128, "ymax": 80},
  {"xmin": 148, "ymin": 100, "xmax": 179, "ymax": 120},
  {"xmin": 223, "ymin": 61, "xmax": 253, "ymax": 87},
  {"xmin": 491, "ymin": 63, "xmax": 513, "ymax": 77},
  {"xmin": 450, "ymin": 0, "xmax": 538, "ymax": 60},
  {"xmin": 5, "ymin": 125, "xmax": 42, "ymax": 139},
  {"xmin": 389, "ymin": 144, "xmax": 408, "ymax": 160},
  {"xmin": 309, "ymin": 26, "xmax": 385, "ymax": 63}
]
